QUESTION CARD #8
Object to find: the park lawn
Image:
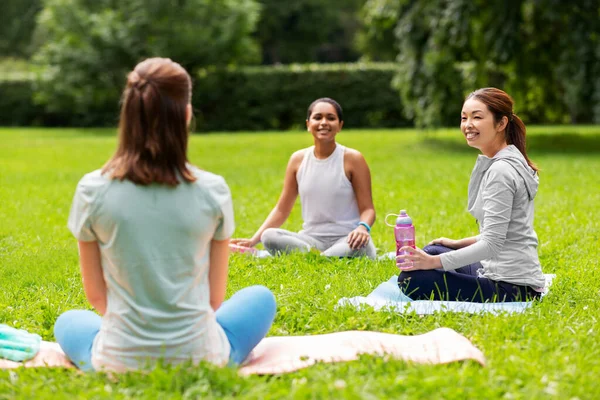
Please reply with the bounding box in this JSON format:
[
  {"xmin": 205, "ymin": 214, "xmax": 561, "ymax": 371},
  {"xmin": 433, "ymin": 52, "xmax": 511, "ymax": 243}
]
[{"xmin": 0, "ymin": 126, "xmax": 599, "ymax": 399}]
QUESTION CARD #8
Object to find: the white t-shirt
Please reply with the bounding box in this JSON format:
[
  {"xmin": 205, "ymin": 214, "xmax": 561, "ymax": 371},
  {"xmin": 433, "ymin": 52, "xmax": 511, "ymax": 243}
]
[{"xmin": 68, "ymin": 166, "xmax": 233, "ymax": 372}]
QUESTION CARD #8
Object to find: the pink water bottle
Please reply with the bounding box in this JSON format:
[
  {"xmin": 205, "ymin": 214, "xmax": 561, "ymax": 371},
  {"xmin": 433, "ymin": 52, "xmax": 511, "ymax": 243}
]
[{"xmin": 386, "ymin": 210, "xmax": 415, "ymax": 268}]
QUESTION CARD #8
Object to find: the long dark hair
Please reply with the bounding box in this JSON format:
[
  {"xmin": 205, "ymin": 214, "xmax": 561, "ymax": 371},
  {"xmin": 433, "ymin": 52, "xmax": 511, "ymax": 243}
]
[
  {"xmin": 467, "ymin": 87, "xmax": 538, "ymax": 172},
  {"xmin": 103, "ymin": 57, "xmax": 195, "ymax": 186}
]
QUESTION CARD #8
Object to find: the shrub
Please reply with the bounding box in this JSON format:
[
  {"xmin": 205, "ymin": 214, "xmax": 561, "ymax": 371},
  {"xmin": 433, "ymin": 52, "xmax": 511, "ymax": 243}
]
[
  {"xmin": 32, "ymin": 0, "xmax": 261, "ymax": 125},
  {"xmin": 193, "ymin": 63, "xmax": 410, "ymax": 131},
  {"xmin": 0, "ymin": 62, "xmax": 411, "ymax": 130},
  {"xmin": 0, "ymin": 79, "xmax": 42, "ymax": 126}
]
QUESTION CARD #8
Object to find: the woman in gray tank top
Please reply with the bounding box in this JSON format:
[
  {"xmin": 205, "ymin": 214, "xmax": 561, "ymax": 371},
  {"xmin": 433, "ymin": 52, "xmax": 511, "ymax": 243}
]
[{"xmin": 231, "ymin": 98, "xmax": 377, "ymax": 259}]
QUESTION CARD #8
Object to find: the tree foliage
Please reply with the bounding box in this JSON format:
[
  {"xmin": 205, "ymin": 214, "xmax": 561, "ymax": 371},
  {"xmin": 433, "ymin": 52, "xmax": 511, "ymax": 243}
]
[
  {"xmin": 255, "ymin": 0, "xmax": 364, "ymax": 64},
  {"xmin": 355, "ymin": 0, "xmax": 400, "ymax": 61},
  {"xmin": 0, "ymin": 0, "xmax": 43, "ymax": 57},
  {"xmin": 32, "ymin": 0, "xmax": 261, "ymax": 124},
  {"xmin": 361, "ymin": 0, "xmax": 600, "ymax": 126}
]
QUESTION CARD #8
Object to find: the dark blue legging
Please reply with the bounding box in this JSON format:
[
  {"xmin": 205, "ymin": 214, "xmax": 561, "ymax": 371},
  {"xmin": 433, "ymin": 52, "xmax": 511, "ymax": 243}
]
[{"xmin": 397, "ymin": 244, "xmax": 541, "ymax": 303}]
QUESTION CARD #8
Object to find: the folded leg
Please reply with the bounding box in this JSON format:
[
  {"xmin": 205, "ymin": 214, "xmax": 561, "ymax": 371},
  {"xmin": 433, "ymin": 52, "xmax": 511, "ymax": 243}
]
[
  {"xmin": 322, "ymin": 236, "xmax": 376, "ymax": 259},
  {"xmin": 261, "ymin": 228, "xmax": 323, "ymax": 255}
]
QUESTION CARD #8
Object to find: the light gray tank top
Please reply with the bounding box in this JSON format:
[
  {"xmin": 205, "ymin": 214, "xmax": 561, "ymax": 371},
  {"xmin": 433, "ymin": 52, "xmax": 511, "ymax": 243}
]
[{"xmin": 296, "ymin": 144, "xmax": 360, "ymax": 237}]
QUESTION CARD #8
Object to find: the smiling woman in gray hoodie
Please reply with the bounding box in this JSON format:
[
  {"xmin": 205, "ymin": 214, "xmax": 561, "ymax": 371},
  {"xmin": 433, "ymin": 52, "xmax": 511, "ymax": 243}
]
[{"xmin": 397, "ymin": 88, "xmax": 546, "ymax": 303}]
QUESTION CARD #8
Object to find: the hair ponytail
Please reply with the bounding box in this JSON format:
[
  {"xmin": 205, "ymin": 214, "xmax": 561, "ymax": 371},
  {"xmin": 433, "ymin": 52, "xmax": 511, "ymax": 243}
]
[
  {"xmin": 466, "ymin": 87, "xmax": 538, "ymax": 173},
  {"xmin": 103, "ymin": 58, "xmax": 195, "ymax": 186},
  {"xmin": 506, "ymin": 113, "xmax": 538, "ymax": 172}
]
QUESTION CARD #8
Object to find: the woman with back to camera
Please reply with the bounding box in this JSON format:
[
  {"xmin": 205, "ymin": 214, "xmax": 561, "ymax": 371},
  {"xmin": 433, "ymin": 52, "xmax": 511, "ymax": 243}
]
[
  {"xmin": 54, "ymin": 58, "xmax": 276, "ymax": 372},
  {"xmin": 396, "ymin": 88, "xmax": 546, "ymax": 302},
  {"xmin": 231, "ymin": 98, "xmax": 377, "ymax": 259}
]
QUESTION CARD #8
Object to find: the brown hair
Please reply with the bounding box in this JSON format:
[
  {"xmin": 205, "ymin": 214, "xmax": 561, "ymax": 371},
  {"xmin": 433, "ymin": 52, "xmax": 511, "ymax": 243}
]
[
  {"xmin": 466, "ymin": 87, "xmax": 538, "ymax": 172},
  {"xmin": 307, "ymin": 97, "xmax": 343, "ymax": 122},
  {"xmin": 102, "ymin": 58, "xmax": 196, "ymax": 186}
]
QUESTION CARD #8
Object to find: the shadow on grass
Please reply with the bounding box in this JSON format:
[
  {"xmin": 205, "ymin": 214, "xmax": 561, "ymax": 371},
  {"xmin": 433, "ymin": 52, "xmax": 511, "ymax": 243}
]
[{"xmin": 421, "ymin": 133, "xmax": 600, "ymax": 155}]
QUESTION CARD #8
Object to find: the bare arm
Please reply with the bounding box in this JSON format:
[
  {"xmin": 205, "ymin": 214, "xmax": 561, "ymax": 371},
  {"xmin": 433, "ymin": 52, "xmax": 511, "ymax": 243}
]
[
  {"xmin": 209, "ymin": 238, "xmax": 230, "ymax": 311},
  {"xmin": 77, "ymin": 241, "xmax": 107, "ymax": 315},
  {"xmin": 345, "ymin": 149, "xmax": 376, "ymax": 249},
  {"xmin": 347, "ymin": 150, "xmax": 375, "ymax": 226},
  {"xmin": 231, "ymin": 151, "xmax": 303, "ymax": 247}
]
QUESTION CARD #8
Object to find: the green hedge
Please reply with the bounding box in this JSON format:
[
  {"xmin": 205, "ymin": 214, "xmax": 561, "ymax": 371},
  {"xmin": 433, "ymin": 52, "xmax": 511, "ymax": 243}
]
[
  {"xmin": 0, "ymin": 63, "xmax": 411, "ymax": 130},
  {"xmin": 193, "ymin": 63, "xmax": 410, "ymax": 131},
  {"xmin": 0, "ymin": 79, "xmax": 42, "ymax": 126}
]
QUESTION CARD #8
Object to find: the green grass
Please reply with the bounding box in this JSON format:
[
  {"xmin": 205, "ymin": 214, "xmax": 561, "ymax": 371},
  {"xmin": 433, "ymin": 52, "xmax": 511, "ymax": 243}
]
[{"xmin": 1, "ymin": 126, "xmax": 599, "ymax": 399}]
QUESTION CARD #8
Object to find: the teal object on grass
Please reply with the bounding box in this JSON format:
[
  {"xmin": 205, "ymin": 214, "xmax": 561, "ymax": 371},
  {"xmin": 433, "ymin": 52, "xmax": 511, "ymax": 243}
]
[{"xmin": 0, "ymin": 324, "xmax": 42, "ymax": 362}]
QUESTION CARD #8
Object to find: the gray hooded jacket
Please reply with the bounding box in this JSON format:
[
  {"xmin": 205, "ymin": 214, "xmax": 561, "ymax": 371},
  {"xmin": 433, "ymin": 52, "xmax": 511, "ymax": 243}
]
[{"xmin": 440, "ymin": 145, "xmax": 546, "ymax": 288}]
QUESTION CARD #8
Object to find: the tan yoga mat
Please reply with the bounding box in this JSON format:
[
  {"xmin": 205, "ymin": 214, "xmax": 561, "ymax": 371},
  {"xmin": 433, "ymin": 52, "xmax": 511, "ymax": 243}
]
[{"xmin": 0, "ymin": 328, "xmax": 485, "ymax": 374}]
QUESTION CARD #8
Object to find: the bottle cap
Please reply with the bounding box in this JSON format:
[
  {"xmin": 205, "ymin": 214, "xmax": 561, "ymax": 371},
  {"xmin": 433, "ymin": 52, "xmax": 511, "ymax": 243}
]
[{"xmin": 396, "ymin": 210, "xmax": 413, "ymax": 225}]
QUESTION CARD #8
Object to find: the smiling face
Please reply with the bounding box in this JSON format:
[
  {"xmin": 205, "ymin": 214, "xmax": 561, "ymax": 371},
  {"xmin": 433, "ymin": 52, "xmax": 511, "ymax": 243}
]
[
  {"xmin": 460, "ymin": 98, "xmax": 508, "ymax": 157},
  {"xmin": 306, "ymin": 102, "xmax": 343, "ymax": 143}
]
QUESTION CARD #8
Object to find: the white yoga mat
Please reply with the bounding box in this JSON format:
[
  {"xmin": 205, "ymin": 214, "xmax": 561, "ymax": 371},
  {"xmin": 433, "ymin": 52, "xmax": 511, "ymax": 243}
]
[{"xmin": 338, "ymin": 274, "xmax": 555, "ymax": 315}]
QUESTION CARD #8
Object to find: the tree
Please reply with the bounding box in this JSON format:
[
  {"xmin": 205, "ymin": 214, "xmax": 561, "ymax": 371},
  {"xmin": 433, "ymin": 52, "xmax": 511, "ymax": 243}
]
[
  {"xmin": 32, "ymin": 0, "xmax": 261, "ymax": 125},
  {"xmin": 0, "ymin": 0, "xmax": 43, "ymax": 57},
  {"xmin": 255, "ymin": 0, "xmax": 364, "ymax": 64},
  {"xmin": 355, "ymin": 0, "xmax": 400, "ymax": 62},
  {"xmin": 361, "ymin": 0, "xmax": 600, "ymax": 126}
]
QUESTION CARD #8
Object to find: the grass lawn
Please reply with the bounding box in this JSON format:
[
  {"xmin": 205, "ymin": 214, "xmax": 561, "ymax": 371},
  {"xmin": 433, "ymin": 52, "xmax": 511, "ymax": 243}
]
[{"xmin": 1, "ymin": 126, "xmax": 599, "ymax": 399}]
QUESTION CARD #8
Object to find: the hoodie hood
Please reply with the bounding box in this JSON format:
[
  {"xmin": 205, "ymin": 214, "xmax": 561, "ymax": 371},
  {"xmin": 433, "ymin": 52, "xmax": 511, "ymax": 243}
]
[{"xmin": 468, "ymin": 145, "xmax": 539, "ymax": 210}]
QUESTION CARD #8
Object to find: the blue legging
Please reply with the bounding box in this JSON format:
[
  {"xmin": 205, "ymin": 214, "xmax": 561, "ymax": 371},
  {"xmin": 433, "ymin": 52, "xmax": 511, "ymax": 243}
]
[
  {"xmin": 397, "ymin": 244, "xmax": 541, "ymax": 303},
  {"xmin": 54, "ymin": 285, "xmax": 276, "ymax": 371}
]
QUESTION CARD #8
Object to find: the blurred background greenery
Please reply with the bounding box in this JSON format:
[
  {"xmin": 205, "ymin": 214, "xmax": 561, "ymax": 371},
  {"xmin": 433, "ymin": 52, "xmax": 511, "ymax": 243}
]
[{"xmin": 0, "ymin": 0, "xmax": 598, "ymax": 130}]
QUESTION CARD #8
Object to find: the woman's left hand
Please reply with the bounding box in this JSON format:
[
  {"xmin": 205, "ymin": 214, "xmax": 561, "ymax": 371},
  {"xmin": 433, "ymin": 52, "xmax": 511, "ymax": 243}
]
[
  {"xmin": 347, "ymin": 226, "xmax": 370, "ymax": 249},
  {"xmin": 396, "ymin": 246, "xmax": 442, "ymax": 271}
]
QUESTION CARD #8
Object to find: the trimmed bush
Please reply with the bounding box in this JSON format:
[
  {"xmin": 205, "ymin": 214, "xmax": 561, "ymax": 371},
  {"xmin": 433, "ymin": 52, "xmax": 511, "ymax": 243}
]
[
  {"xmin": 0, "ymin": 78, "xmax": 74, "ymax": 127},
  {"xmin": 0, "ymin": 63, "xmax": 411, "ymax": 130},
  {"xmin": 0, "ymin": 79, "xmax": 40, "ymax": 126},
  {"xmin": 193, "ymin": 63, "xmax": 410, "ymax": 131}
]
